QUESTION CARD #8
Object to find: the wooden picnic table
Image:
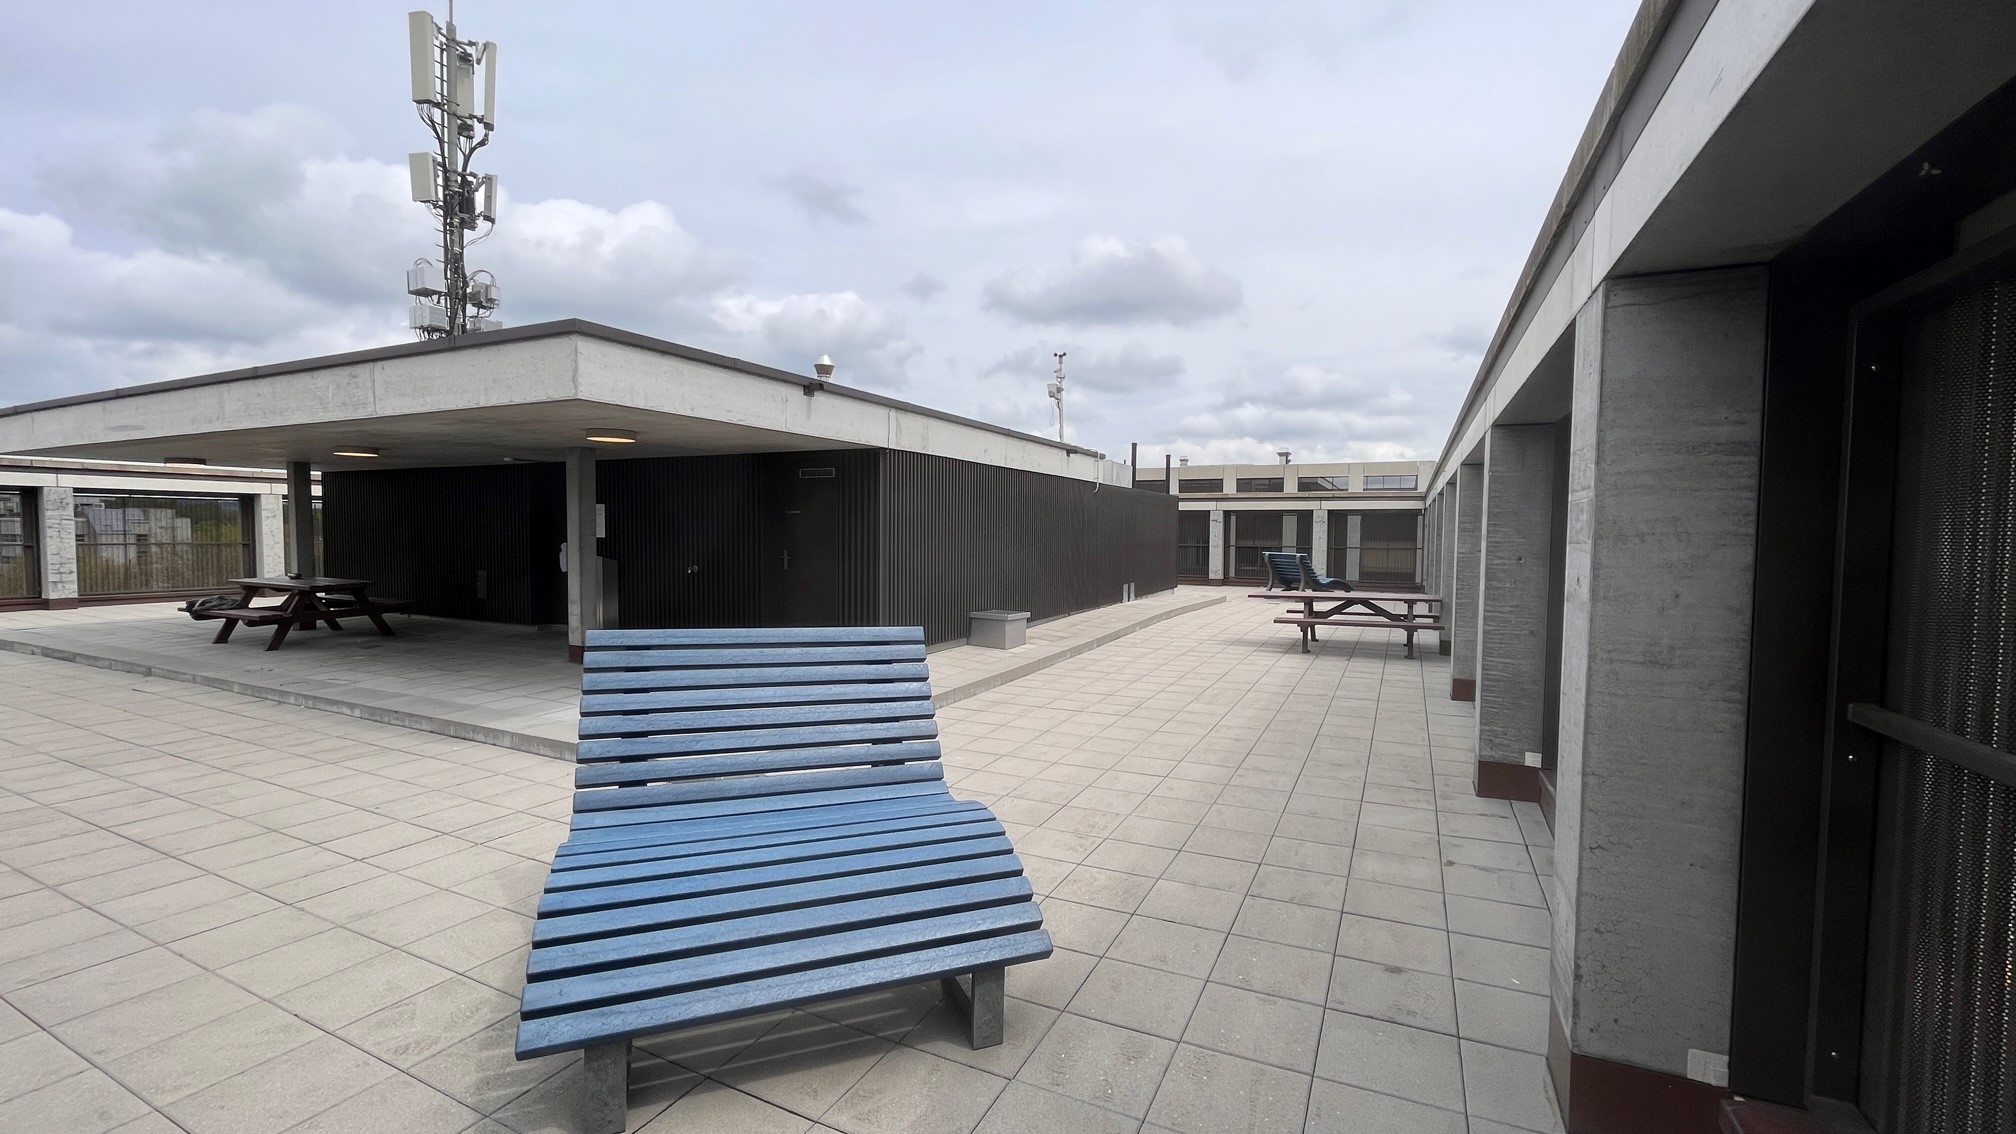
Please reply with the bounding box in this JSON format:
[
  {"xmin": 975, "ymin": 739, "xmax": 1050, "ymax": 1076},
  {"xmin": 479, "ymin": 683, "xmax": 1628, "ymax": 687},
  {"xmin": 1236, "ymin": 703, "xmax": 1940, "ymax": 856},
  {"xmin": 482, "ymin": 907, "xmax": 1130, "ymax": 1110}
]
[
  {"xmin": 197, "ymin": 576, "xmax": 400, "ymax": 652},
  {"xmin": 1249, "ymin": 590, "xmax": 1445, "ymax": 656}
]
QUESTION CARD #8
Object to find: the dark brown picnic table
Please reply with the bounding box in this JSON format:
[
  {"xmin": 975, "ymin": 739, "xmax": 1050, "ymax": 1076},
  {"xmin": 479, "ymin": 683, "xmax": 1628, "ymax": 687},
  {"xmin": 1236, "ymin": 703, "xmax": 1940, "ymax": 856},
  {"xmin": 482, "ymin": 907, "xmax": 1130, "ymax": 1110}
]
[
  {"xmin": 1249, "ymin": 589, "xmax": 1445, "ymax": 657},
  {"xmin": 196, "ymin": 576, "xmax": 401, "ymax": 652}
]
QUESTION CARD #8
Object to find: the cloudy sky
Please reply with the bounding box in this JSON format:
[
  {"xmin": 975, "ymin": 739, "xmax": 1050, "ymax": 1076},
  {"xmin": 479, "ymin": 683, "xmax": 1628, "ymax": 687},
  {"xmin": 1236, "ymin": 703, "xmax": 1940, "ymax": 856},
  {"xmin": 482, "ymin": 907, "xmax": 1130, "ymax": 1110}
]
[{"xmin": 0, "ymin": 0, "xmax": 1637, "ymax": 465}]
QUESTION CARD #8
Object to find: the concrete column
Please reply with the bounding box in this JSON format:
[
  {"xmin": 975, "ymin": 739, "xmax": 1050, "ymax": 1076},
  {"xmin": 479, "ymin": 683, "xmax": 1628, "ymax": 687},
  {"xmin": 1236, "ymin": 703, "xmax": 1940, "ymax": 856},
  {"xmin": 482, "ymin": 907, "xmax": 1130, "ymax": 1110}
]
[
  {"xmin": 1280, "ymin": 513, "xmax": 1298, "ymax": 552},
  {"xmin": 1475, "ymin": 423, "xmax": 1556, "ymax": 801},
  {"xmin": 565, "ymin": 448, "xmax": 602, "ymax": 660},
  {"xmin": 35, "ymin": 486, "xmax": 76, "ymax": 608},
  {"xmin": 1448, "ymin": 463, "xmax": 1482, "ymax": 699},
  {"xmin": 285, "ymin": 462, "xmax": 315, "ymax": 577},
  {"xmin": 1309, "ymin": 509, "xmax": 1329, "ymax": 574},
  {"xmin": 1551, "ymin": 267, "xmax": 1765, "ymax": 1099},
  {"xmin": 1436, "ymin": 492, "xmax": 1458, "ymax": 655},
  {"xmin": 256, "ymin": 495, "xmax": 285, "ymax": 577},
  {"xmin": 1206, "ymin": 508, "xmax": 1225, "ymax": 581},
  {"xmin": 1343, "ymin": 514, "xmax": 1363, "ymax": 581}
]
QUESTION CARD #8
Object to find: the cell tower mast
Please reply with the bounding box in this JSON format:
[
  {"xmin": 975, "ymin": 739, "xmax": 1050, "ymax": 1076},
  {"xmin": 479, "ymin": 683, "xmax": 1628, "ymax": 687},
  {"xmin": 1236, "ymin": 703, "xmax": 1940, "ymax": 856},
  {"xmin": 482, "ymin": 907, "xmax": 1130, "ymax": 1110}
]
[{"xmin": 404, "ymin": 7, "xmax": 501, "ymax": 338}]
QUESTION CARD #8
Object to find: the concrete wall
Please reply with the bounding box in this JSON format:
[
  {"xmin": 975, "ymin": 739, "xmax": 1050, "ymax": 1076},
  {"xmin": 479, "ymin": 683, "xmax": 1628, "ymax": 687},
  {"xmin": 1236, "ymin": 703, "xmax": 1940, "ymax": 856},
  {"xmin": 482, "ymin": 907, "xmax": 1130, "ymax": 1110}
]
[
  {"xmin": 1552, "ymin": 266, "xmax": 1766, "ymax": 1078},
  {"xmin": 35, "ymin": 487, "xmax": 76, "ymax": 604},
  {"xmin": 1476, "ymin": 424, "xmax": 1558, "ymax": 779},
  {"xmin": 1448, "ymin": 464, "xmax": 1483, "ymax": 699}
]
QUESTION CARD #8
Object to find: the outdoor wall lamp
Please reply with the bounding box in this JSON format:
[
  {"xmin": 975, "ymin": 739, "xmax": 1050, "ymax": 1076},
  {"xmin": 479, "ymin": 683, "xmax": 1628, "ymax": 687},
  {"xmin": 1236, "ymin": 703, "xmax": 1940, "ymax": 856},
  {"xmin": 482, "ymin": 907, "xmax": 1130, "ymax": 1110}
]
[
  {"xmin": 332, "ymin": 446, "xmax": 381, "ymax": 458},
  {"xmin": 806, "ymin": 354, "xmax": 835, "ymax": 397},
  {"xmin": 584, "ymin": 429, "xmax": 637, "ymax": 444}
]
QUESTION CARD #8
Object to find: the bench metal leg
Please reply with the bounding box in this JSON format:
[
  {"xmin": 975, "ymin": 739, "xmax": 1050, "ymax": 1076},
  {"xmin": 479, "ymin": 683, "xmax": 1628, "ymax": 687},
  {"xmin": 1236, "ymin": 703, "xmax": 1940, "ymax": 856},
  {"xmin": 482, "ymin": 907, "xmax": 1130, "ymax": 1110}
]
[
  {"xmin": 213, "ymin": 619, "xmax": 236, "ymax": 644},
  {"xmin": 582, "ymin": 1040, "xmax": 628, "ymax": 1134},
  {"xmin": 941, "ymin": 968, "xmax": 1005, "ymax": 1048}
]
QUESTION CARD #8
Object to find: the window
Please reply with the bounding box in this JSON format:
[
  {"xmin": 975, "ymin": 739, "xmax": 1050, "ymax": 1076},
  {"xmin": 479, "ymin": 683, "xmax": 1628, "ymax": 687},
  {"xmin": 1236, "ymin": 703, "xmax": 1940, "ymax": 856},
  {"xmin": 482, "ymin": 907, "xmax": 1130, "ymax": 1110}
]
[
  {"xmin": 281, "ymin": 497, "xmax": 325, "ymax": 576},
  {"xmin": 1297, "ymin": 476, "xmax": 1348, "ymax": 492},
  {"xmin": 1330, "ymin": 511, "xmax": 1423, "ymax": 585},
  {"xmin": 0, "ymin": 491, "xmax": 36, "ymax": 600},
  {"xmin": 1176, "ymin": 511, "xmax": 1210, "ymax": 576},
  {"xmin": 74, "ymin": 494, "xmax": 252, "ymax": 596},
  {"xmin": 1363, "ymin": 474, "xmax": 1419, "ymax": 490},
  {"xmin": 1228, "ymin": 510, "xmax": 1312, "ymax": 579},
  {"xmin": 1178, "ymin": 478, "xmax": 1223, "ymax": 493},
  {"xmin": 1235, "ymin": 477, "xmax": 1284, "ymax": 493}
]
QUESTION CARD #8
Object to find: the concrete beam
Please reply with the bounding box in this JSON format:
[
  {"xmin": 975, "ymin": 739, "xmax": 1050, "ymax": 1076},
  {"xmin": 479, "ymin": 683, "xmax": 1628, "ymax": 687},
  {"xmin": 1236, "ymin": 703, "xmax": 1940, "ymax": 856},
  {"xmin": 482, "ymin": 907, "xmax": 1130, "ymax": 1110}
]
[
  {"xmin": 1448, "ymin": 464, "xmax": 1483, "ymax": 699},
  {"xmin": 565, "ymin": 449, "xmax": 602, "ymax": 661},
  {"xmin": 1475, "ymin": 424, "xmax": 1557, "ymax": 801},
  {"xmin": 1551, "ymin": 266, "xmax": 1765, "ymax": 1087},
  {"xmin": 35, "ymin": 487, "xmax": 75, "ymax": 608}
]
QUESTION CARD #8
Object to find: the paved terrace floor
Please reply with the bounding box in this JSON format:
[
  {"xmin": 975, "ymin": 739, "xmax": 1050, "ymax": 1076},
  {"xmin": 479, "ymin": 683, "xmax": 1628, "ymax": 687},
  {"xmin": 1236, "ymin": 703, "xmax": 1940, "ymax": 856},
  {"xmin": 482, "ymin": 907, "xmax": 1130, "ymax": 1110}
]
[
  {"xmin": 0, "ymin": 589, "xmax": 1222, "ymax": 761},
  {"xmin": 0, "ymin": 597, "xmax": 1562, "ymax": 1134}
]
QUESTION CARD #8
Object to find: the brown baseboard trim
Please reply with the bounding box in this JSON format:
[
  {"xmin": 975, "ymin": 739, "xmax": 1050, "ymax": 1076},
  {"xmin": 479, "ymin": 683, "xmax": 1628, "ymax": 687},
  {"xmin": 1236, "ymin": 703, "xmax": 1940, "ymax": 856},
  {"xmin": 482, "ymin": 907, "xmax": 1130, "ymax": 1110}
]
[
  {"xmin": 1450, "ymin": 677, "xmax": 1476, "ymax": 701},
  {"xmin": 1550, "ymin": 1005, "xmax": 1732, "ymax": 1133},
  {"xmin": 45, "ymin": 597, "xmax": 79, "ymax": 610},
  {"xmin": 1538, "ymin": 768, "xmax": 1557, "ymax": 831},
  {"xmin": 567, "ymin": 644, "xmax": 584, "ymax": 663},
  {"xmin": 1476, "ymin": 760, "xmax": 1541, "ymax": 802},
  {"xmin": 1720, "ymin": 1098, "xmax": 1825, "ymax": 1134}
]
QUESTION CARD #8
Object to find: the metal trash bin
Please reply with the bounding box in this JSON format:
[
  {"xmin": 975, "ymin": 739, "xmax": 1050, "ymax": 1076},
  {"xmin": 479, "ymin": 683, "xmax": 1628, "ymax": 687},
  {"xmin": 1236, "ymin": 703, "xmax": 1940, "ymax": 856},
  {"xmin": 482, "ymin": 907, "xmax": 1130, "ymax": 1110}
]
[{"xmin": 969, "ymin": 610, "xmax": 1029, "ymax": 650}]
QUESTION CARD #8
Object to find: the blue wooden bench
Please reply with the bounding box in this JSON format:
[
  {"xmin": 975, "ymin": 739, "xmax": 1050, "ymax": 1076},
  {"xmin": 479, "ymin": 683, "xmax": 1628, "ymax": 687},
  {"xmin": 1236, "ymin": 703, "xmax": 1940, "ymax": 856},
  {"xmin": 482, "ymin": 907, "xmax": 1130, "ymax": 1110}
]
[
  {"xmin": 514, "ymin": 626, "xmax": 1052, "ymax": 1133},
  {"xmin": 1261, "ymin": 550, "xmax": 1357, "ymax": 592}
]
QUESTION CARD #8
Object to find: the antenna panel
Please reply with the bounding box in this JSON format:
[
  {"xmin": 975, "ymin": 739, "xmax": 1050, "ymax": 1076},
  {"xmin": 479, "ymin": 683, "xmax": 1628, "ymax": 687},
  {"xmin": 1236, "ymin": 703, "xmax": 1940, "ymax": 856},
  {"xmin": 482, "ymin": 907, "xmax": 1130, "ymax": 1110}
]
[
  {"xmin": 407, "ymin": 153, "xmax": 439, "ymax": 203},
  {"xmin": 449, "ymin": 53, "xmax": 475, "ymax": 118},
  {"xmin": 477, "ymin": 173, "xmax": 498, "ymax": 222},
  {"xmin": 481, "ymin": 42, "xmax": 498, "ymax": 126},
  {"xmin": 406, "ymin": 263, "xmax": 445, "ymax": 297},
  {"xmin": 408, "ymin": 302, "xmax": 450, "ymax": 332},
  {"xmin": 407, "ymin": 11, "xmax": 438, "ymax": 104}
]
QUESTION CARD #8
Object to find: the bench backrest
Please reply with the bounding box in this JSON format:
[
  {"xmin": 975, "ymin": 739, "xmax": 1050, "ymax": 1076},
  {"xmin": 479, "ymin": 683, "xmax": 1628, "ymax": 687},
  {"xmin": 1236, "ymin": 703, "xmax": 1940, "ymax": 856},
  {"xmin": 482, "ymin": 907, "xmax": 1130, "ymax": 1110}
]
[
  {"xmin": 571, "ymin": 627, "xmax": 943, "ymax": 831},
  {"xmin": 1261, "ymin": 551, "xmax": 1302, "ymax": 590},
  {"xmin": 1297, "ymin": 553, "xmax": 1354, "ymax": 593}
]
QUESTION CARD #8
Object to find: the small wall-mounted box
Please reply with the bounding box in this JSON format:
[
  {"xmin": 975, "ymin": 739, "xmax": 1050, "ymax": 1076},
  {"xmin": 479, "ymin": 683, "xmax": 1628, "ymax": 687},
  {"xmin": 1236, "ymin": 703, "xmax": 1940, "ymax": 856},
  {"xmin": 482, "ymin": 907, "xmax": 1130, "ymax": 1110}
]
[{"xmin": 969, "ymin": 610, "xmax": 1029, "ymax": 650}]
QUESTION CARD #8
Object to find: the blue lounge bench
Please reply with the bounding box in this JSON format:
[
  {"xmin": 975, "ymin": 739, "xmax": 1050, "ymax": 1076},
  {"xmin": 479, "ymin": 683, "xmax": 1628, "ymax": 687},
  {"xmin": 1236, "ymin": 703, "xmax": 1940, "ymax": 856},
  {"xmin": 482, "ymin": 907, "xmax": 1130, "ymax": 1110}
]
[
  {"xmin": 514, "ymin": 626, "xmax": 1052, "ymax": 1134},
  {"xmin": 1261, "ymin": 550, "xmax": 1357, "ymax": 592}
]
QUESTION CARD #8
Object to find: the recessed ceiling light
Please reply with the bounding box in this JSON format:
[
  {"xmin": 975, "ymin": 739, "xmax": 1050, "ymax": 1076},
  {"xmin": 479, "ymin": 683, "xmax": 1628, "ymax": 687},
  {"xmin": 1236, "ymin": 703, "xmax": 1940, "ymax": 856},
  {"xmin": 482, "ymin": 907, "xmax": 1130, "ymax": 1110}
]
[
  {"xmin": 585, "ymin": 428, "xmax": 637, "ymax": 444},
  {"xmin": 164, "ymin": 456, "xmax": 207, "ymax": 466},
  {"xmin": 333, "ymin": 446, "xmax": 381, "ymax": 458}
]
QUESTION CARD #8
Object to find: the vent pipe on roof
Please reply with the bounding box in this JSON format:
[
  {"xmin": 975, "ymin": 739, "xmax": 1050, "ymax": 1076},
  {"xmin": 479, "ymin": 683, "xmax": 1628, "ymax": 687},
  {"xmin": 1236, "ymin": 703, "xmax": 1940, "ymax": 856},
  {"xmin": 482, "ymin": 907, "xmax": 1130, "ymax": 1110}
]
[
  {"xmin": 1278, "ymin": 450, "xmax": 1291, "ymax": 465},
  {"xmin": 1179, "ymin": 457, "xmax": 1189, "ymax": 467}
]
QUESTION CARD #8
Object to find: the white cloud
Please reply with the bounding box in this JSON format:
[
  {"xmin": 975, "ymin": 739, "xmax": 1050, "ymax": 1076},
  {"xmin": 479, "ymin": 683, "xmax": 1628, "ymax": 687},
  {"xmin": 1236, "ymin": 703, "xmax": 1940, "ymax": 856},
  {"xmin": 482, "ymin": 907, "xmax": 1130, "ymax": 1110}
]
[
  {"xmin": 984, "ymin": 341, "xmax": 1183, "ymax": 393},
  {"xmin": 708, "ymin": 290, "xmax": 916, "ymax": 389},
  {"xmin": 770, "ymin": 170, "xmax": 869, "ymax": 226},
  {"xmin": 898, "ymin": 273, "xmax": 948, "ymax": 302},
  {"xmin": 983, "ymin": 235, "xmax": 1243, "ymax": 327}
]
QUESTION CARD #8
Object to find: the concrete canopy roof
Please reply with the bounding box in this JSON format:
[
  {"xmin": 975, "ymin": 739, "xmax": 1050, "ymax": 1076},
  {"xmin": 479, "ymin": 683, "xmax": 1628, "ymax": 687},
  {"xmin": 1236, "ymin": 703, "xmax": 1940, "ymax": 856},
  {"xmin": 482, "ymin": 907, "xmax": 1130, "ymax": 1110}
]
[{"xmin": 0, "ymin": 320, "xmax": 1118, "ymax": 480}]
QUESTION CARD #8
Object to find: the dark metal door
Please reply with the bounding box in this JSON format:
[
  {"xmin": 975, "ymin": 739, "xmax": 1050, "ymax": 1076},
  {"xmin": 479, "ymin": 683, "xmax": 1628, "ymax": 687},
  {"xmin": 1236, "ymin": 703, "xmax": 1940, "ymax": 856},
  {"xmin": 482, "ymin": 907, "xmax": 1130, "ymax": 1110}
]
[
  {"xmin": 760, "ymin": 463, "xmax": 844, "ymax": 626},
  {"xmin": 1810, "ymin": 264, "xmax": 2016, "ymax": 1134}
]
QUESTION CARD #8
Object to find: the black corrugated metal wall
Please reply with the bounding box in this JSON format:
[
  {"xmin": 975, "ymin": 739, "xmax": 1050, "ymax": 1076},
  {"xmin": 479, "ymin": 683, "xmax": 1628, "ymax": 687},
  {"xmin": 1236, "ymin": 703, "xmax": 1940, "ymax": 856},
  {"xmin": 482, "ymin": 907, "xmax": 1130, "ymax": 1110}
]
[
  {"xmin": 596, "ymin": 454, "xmax": 764, "ymax": 629},
  {"xmin": 879, "ymin": 451, "xmax": 1178, "ymax": 644},
  {"xmin": 323, "ymin": 464, "xmax": 565, "ymax": 624}
]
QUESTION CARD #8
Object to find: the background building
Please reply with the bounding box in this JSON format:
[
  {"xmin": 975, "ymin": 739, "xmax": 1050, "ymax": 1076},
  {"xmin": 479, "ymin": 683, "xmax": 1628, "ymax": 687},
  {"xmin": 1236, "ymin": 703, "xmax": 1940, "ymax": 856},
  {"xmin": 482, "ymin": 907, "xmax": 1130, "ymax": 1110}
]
[{"xmin": 1132, "ymin": 459, "xmax": 1433, "ymax": 586}]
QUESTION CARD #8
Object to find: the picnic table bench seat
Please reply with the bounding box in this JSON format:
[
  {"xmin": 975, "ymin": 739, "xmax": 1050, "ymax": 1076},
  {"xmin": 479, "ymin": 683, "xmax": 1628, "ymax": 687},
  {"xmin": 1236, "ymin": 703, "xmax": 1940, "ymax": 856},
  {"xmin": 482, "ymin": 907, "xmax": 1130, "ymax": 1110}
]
[
  {"xmin": 1275, "ymin": 614, "xmax": 1445, "ymax": 657},
  {"xmin": 516, "ymin": 625, "xmax": 1052, "ymax": 1134}
]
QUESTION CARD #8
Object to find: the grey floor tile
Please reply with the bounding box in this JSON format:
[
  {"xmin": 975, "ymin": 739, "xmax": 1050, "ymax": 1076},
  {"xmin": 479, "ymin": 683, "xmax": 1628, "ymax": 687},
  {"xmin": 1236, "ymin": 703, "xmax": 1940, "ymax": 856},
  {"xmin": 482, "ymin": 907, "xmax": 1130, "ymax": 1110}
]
[
  {"xmin": 0, "ymin": 1031, "xmax": 91, "ymax": 1103},
  {"xmin": 275, "ymin": 949, "xmax": 457, "ymax": 1030},
  {"xmin": 1051, "ymin": 865, "xmax": 1157, "ymax": 913},
  {"xmin": 1334, "ymin": 913, "xmax": 1452, "ymax": 976},
  {"xmin": 1327, "ymin": 955, "xmax": 1458, "ymax": 1034},
  {"xmin": 50, "ymin": 973, "xmax": 259, "ymax": 1062},
  {"xmin": 1068, "ymin": 958, "xmax": 1205, "ymax": 1040},
  {"xmin": 1035, "ymin": 899, "xmax": 1129, "ymax": 954},
  {"xmin": 1231, "ymin": 895, "xmax": 1340, "ymax": 951},
  {"xmin": 973, "ymin": 1080, "xmax": 1139, "ymax": 1134},
  {"xmin": 1247, "ymin": 865, "xmax": 1348, "ymax": 911},
  {"xmin": 0, "ymin": 1066, "xmax": 152, "ymax": 1134},
  {"xmin": 336, "ymin": 974, "xmax": 518, "ymax": 1068},
  {"xmin": 1445, "ymin": 897, "xmax": 1550, "ymax": 949},
  {"xmin": 285, "ymin": 1074, "xmax": 485, "ymax": 1134},
  {"xmin": 635, "ymin": 1079, "xmax": 810, "ymax": 1134},
  {"xmin": 1143, "ymin": 1044, "xmax": 1309, "ymax": 1134},
  {"xmin": 1106, "ymin": 916, "xmax": 1228, "ymax": 979},
  {"xmin": 163, "ymin": 1033, "xmax": 396, "ymax": 1134},
  {"xmin": 822, "ymin": 1046, "xmax": 1008, "ymax": 1134},
  {"xmin": 715, "ymin": 1014, "xmax": 894, "ymax": 1117},
  {"xmin": 1343, "ymin": 879, "xmax": 1448, "ymax": 930},
  {"xmin": 1442, "ymin": 864, "xmax": 1546, "ymax": 909},
  {"xmin": 1180, "ymin": 983, "xmax": 1324, "ymax": 1073},
  {"xmin": 1455, "ymin": 980, "xmax": 1550, "ymax": 1055},
  {"xmin": 1209, "ymin": 936, "xmax": 1334, "ymax": 1005},
  {"xmin": 1304, "ymin": 1078, "xmax": 1465, "ymax": 1134},
  {"xmin": 6, "ymin": 946, "xmax": 202, "ymax": 1026},
  {"xmin": 106, "ymin": 1001, "xmax": 323, "ymax": 1105},
  {"xmin": 1135, "ymin": 879, "xmax": 1242, "ymax": 932},
  {"xmin": 1016, "ymin": 1012, "xmax": 1175, "ymax": 1119},
  {"xmin": 1314, "ymin": 1010, "xmax": 1465, "ymax": 1111},
  {"xmin": 1461, "ymin": 1040, "xmax": 1566, "ymax": 1133},
  {"xmin": 902, "ymin": 996, "xmax": 1058, "ymax": 1079},
  {"xmin": 1449, "ymin": 934, "xmax": 1549, "ymax": 996}
]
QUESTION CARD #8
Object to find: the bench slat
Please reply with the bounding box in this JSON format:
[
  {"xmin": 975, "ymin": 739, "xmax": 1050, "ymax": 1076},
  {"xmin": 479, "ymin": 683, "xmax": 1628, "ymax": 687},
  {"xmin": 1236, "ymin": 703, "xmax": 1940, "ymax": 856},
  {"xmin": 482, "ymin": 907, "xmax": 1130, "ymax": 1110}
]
[
  {"xmin": 587, "ymin": 627, "xmax": 923, "ymax": 647},
  {"xmin": 544, "ymin": 818, "xmax": 1004, "ymax": 894},
  {"xmin": 574, "ymin": 763, "xmax": 943, "ymax": 815},
  {"xmin": 568, "ymin": 780, "xmax": 952, "ymax": 833},
  {"xmin": 577, "ymin": 699, "xmax": 937, "ymax": 739},
  {"xmin": 536, "ymin": 833, "xmax": 1019, "ymax": 917},
  {"xmin": 526, "ymin": 903, "xmax": 1043, "ymax": 1015},
  {"xmin": 581, "ymin": 662, "xmax": 930, "ymax": 694},
  {"xmin": 574, "ymin": 739, "xmax": 944, "ymax": 789},
  {"xmin": 583, "ymin": 644, "xmax": 926, "ymax": 670},
  {"xmin": 531, "ymin": 851, "xmax": 1030, "ymax": 944},
  {"xmin": 526, "ymin": 876, "xmax": 1033, "ymax": 979},
  {"xmin": 517, "ymin": 929, "xmax": 1053, "ymax": 1057},
  {"xmin": 556, "ymin": 794, "xmax": 977, "ymax": 856},
  {"xmin": 580, "ymin": 681, "xmax": 935, "ymax": 717},
  {"xmin": 549, "ymin": 802, "xmax": 992, "ymax": 872},
  {"xmin": 576, "ymin": 719, "xmax": 937, "ymax": 764},
  {"xmin": 1275, "ymin": 616, "xmax": 1444, "ymax": 630}
]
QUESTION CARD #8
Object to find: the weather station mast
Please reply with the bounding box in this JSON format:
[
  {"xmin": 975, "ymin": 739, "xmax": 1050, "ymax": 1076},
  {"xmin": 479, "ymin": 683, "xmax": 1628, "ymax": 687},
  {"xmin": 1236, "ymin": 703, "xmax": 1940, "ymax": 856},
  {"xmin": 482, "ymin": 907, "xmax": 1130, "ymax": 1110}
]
[
  {"xmin": 1047, "ymin": 352, "xmax": 1067, "ymax": 442},
  {"xmin": 404, "ymin": 6, "xmax": 501, "ymax": 338}
]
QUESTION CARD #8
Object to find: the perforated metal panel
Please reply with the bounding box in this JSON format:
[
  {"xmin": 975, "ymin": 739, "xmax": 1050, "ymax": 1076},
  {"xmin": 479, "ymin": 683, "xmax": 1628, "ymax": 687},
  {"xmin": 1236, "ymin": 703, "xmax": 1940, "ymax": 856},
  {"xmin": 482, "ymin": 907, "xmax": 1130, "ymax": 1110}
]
[{"xmin": 1866, "ymin": 277, "xmax": 2016, "ymax": 1134}]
